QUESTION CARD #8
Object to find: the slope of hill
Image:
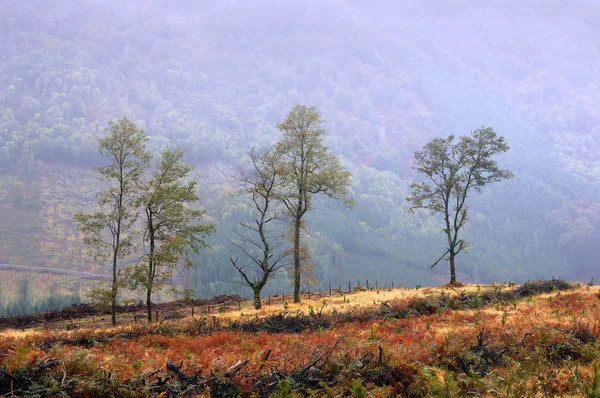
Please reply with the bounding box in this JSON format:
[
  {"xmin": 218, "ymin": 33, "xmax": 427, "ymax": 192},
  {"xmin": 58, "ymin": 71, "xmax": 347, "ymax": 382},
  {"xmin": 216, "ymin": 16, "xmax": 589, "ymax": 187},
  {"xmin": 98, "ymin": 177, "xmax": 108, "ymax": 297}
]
[
  {"xmin": 1, "ymin": 0, "xmax": 599, "ymax": 310},
  {"xmin": 1, "ymin": 279, "xmax": 599, "ymax": 396}
]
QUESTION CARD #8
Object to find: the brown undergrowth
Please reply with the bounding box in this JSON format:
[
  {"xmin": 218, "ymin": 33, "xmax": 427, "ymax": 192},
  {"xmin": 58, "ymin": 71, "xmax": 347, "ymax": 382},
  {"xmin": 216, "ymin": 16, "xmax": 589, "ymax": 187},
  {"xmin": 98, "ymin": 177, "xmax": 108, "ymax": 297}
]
[{"xmin": 2, "ymin": 279, "xmax": 600, "ymax": 397}]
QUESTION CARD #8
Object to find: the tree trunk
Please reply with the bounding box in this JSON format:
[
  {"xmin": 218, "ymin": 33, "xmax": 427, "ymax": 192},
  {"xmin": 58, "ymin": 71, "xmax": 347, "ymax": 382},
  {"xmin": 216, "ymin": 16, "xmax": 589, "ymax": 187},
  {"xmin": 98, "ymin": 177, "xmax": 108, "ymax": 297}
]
[
  {"xmin": 147, "ymin": 227, "xmax": 155, "ymax": 323},
  {"xmin": 293, "ymin": 216, "xmax": 302, "ymax": 303},
  {"xmin": 147, "ymin": 285, "xmax": 153, "ymax": 322},
  {"xmin": 111, "ymin": 248, "xmax": 118, "ymax": 326},
  {"xmin": 111, "ymin": 186, "xmax": 124, "ymax": 326},
  {"xmin": 449, "ymin": 254, "xmax": 456, "ymax": 285},
  {"xmin": 253, "ymin": 287, "xmax": 262, "ymax": 310}
]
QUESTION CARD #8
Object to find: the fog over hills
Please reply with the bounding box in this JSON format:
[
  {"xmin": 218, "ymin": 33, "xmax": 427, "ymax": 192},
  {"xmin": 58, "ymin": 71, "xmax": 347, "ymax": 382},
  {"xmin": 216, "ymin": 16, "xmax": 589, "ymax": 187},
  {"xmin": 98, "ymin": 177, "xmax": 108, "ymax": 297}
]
[{"xmin": 1, "ymin": 0, "xmax": 599, "ymax": 311}]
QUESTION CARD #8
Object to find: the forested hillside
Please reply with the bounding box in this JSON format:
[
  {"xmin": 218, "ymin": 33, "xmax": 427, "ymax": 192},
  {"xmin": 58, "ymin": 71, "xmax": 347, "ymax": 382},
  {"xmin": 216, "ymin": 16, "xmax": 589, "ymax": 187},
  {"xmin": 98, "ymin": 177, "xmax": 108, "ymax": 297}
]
[{"xmin": 1, "ymin": 0, "xmax": 599, "ymax": 313}]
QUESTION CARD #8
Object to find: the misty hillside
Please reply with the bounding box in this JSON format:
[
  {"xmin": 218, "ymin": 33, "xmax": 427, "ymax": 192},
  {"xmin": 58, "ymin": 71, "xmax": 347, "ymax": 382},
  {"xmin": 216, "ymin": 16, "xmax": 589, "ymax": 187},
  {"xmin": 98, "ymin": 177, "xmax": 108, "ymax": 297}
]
[{"xmin": 1, "ymin": 0, "xmax": 599, "ymax": 311}]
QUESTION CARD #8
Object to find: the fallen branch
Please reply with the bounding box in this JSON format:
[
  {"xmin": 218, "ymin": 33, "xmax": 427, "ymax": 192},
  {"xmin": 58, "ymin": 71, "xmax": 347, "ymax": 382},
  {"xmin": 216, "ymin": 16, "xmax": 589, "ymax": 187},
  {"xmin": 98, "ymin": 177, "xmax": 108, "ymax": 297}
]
[
  {"xmin": 166, "ymin": 361, "xmax": 189, "ymax": 381},
  {"xmin": 133, "ymin": 315, "xmax": 149, "ymax": 332},
  {"xmin": 225, "ymin": 360, "xmax": 248, "ymax": 378},
  {"xmin": 37, "ymin": 357, "xmax": 60, "ymax": 371},
  {"xmin": 258, "ymin": 348, "xmax": 272, "ymax": 371},
  {"xmin": 0, "ymin": 368, "xmax": 16, "ymax": 379},
  {"xmin": 297, "ymin": 335, "xmax": 345, "ymax": 378}
]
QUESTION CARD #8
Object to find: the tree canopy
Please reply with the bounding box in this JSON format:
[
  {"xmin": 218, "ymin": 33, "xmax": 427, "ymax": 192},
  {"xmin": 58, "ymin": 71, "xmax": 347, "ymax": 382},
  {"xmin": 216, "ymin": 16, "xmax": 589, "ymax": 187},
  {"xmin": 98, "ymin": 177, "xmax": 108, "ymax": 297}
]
[
  {"xmin": 275, "ymin": 104, "xmax": 353, "ymax": 302},
  {"xmin": 74, "ymin": 116, "xmax": 150, "ymax": 325},
  {"xmin": 407, "ymin": 127, "xmax": 513, "ymax": 284},
  {"xmin": 132, "ymin": 148, "xmax": 214, "ymax": 322}
]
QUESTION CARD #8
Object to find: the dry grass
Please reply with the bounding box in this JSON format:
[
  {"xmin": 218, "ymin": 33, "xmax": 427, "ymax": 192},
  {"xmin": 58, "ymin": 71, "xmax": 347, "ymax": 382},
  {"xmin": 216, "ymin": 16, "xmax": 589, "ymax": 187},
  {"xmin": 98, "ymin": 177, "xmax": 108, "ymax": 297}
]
[
  {"xmin": 5, "ymin": 281, "xmax": 594, "ymax": 339},
  {"xmin": 0, "ymin": 284, "xmax": 490, "ymax": 337},
  {"xmin": 3, "ymin": 280, "xmax": 599, "ymax": 396}
]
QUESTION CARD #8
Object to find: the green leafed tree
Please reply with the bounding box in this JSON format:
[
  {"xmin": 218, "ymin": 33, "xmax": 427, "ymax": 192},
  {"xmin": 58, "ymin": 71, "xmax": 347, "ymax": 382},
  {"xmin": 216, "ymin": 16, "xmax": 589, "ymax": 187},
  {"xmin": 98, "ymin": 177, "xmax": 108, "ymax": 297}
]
[
  {"xmin": 230, "ymin": 147, "xmax": 290, "ymax": 309},
  {"xmin": 275, "ymin": 104, "xmax": 353, "ymax": 302},
  {"xmin": 74, "ymin": 116, "xmax": 150, "ymax": 325},
  {"xmin": 128, "ymin": 148, "xmax": 215, "ymax": 322},
  {"xmin": 407, "ymin": 126, "xmax": 513, "ymax": 285}
]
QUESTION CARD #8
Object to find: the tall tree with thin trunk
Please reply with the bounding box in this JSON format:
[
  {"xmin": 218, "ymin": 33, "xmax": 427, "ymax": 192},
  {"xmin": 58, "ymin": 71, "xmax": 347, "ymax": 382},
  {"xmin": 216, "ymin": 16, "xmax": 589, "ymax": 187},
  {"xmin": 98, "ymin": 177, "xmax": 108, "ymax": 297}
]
[
  {"xmin": 407, "ymin": 126, "xmax": 513, "ymax": 285},
  {"xmin": 230, "ymin": 148, "xmax": 290, "ymax": 309},
  {"xmin": 75, "ymin": 116, "xmax": 150, "ymax": 325},
  {"xmin": 129, "ymin": 148, "xmax": 215, "ymax": 322},
  {"xmin": 275, "ymin": 104, "xmax": 353, "ymax": 303}
]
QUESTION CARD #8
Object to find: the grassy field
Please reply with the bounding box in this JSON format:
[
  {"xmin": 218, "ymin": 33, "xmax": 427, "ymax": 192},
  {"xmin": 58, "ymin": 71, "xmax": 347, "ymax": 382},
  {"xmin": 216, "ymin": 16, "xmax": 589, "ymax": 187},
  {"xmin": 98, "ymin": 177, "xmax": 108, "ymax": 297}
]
[{"xmin": 2, "ymin": 280, "xmax": 600, "ymax": 397}]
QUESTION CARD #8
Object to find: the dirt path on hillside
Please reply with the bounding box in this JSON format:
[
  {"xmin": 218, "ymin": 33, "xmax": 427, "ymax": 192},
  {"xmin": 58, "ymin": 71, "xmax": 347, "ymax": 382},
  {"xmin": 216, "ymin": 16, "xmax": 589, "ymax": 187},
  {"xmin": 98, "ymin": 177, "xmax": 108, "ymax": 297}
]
[{"xmin": 0, "ymin": 263, "xmax": 110, "ymax": 280}]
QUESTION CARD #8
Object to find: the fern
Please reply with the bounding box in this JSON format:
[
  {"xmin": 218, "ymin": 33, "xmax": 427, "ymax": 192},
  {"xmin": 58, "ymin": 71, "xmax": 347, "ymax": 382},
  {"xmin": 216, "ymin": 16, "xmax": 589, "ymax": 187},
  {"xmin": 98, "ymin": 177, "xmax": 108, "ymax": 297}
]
[
  {"xmin": 584, "ymin": 367, "xmax": 600, "ymax": 398},
  {"xmin": 271, "ymin": 378, "xmax": 293, "ymax": 398}
]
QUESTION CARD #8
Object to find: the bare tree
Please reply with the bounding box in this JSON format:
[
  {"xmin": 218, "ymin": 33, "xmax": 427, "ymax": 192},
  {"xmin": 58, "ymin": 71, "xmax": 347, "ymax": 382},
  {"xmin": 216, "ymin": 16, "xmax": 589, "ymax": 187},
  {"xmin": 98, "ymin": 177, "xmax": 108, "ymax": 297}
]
[{"xmin": 230, "ymin": 148, "xmax": 290, "ymax": 309}]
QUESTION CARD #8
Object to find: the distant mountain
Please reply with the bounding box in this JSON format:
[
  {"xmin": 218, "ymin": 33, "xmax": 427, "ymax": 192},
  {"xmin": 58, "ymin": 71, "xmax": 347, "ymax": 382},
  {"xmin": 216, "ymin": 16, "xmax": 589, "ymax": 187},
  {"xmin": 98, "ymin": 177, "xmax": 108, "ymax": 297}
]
[{"xmin": 1, "ymin": 0, "xmax": 599, "ymax": 311}]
